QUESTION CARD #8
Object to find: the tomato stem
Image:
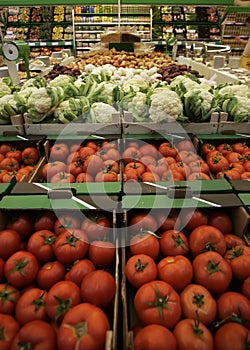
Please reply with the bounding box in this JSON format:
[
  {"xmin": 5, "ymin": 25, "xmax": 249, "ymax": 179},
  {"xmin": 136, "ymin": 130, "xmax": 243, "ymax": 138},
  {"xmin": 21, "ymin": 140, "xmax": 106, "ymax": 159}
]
[
  {"xmin": 192, "ymin": 312, "xmax": 204, "ymax": 339},
  {"xmin": 17, "ymin": 342, "xmax": 32, "ymax": 350},
  {"xmin": 215, "ymin": 312, "xmax": 244, "ymax": 328},
  {"xmin": 72, "ymin": 322, "xmax": 87, "ymax": 340},
  {"xmin": 206, "ymin": 260, "xmax": 221, "ymax": 275},
  {"xmin": 172, "ymin": 234, "xmax": 185, "ymax": 249},
  {"xmin": 31, "ymin": 292, "xmax": 46, "ymax": 311},
  {"xmin": 0, "ymin": 283, "xmax": 17, "ymax": 303},
  {"xmin": 40, "ymin": 234, "xmax": 56, "ymax": 246},
  {"xmin": 54, "ymin": 295, "xmax": 72, "ymax": 320},
  {"xmin": 62, "ymin": 234, "xmax": 79, "ymax": 247},
  {"xmin": 146, "ymin": 286, "xmax": 169, "ymax": 320},
  {"xmin": 227, "ymin": 246, "xmax": 244, "ymax": 260},
  {"xmin": 0, "ymin": 327, "xmax": 5, "ymax": 340},
  {"xmin": 9, "ymin": 259, "xmax": 28, "ymax": 277},
  {"xmin": 202, "ymin": 242, "xmax": 216, "ymax": 253},
  {"xmin": 135, "ymin": 259, "xmax": 148, "ymax": 272},
  {"xmin": 193, "ymin": 294, "xmax": 205, "ymax": 308}
]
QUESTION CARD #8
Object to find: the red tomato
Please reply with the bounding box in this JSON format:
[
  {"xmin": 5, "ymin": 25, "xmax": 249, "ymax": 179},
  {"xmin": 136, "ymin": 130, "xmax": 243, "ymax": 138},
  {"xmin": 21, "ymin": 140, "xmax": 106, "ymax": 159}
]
[
  {"xmin": 162, "ymin": 157, "xmax": 176, "ymax": 166},
  {"xmin": 244, "ymin": 160, "xmax": 250, "ymax": 172},
  {"xmin": 123, "ymin": 168, "xmax": 139, "ymax": 182},
  {"xmin": 50, "ymin": 143, "xmax": 69, "ymax": 162},
  {"xmin": 75, "ymin": 172, "xmax": 94, "ymax": 182},
  {"xmin": 81, "ymin": 270, "xmax": 116, "ymax": 308},
  {"xmin": 81, "ymin": 214, "xmax": 110, "ymax": 241},
  {"xmin": 4, "ymin": 251, "xmax": 39, "ymax": 288},
  {"xmin": 65, "ymin": 259, "xmax": 95, "ymax": 286},
  {"xmin": 218, "ymin": 169, "xmax": 241, "ymax": 180},
  {"xmin": 134, "ymin": 324, "xmax": 176, "ymax": 350},
  {"xmin": 170, "ymin": 162, "xmax": 190, "ymax": 179},
  {"xmin": 162, "ymin": 170, "xmax": 185, "ymax": 182},
  {"xmin": 78, "ymin": 147, "xmax": 96, "ymax": 162},
  {"xmin": 157, "ymin": 255, "xmax": 193, "ymax": 291},
  {"xmin": 53, "ymin": 229, "xmax": 88, "ymax": 265},
  {"xmin": 0, "ymin": 258, "xmax": 4, "ymax": 282},
  {"xmin": 45, "ymin": 280, "xmax": 81, "ymax": 321},
  {"xmin": 189, "ymin": 160, "xmax": 210, "ymax": 174},
  {"xmin": 0, "ymin": 144, "xmax": 13, "ymax": 155},
  {"xmin": 202, "ymin": 143, "xmax": 216, "ymax": 157},
  {"xmin": 0, "ymin": 229, "xmax": 20, "ymax": 260},
  {"xmin": 95, "ymin": 170, "xmax": 118, "ymax": 182},
  {"xmin": 50, "ymin": 171, "xmax": 75, "ymax": 183},
  {"xmin": 180, "ymin": 209, "xmax": 208, "ymax": 231},
  {"xmin": 147, "ymin": 161, "xmax": 168, "ymax": 177},
  {"xmin": 224, "ymin": 234, "xmax": 245, "ymax": 249},
  {"xmin": 27, "ymin": 230, "xmax": 56, "ymax": 263},
  {"xmin": 67, "ymin": 151, "xmax": 80, "ymax": 165},
  {"xmin": 126, "ymin": 254, "xmax": 157, "ymax": 288},
  {"xmin": 126, "ymin": 141, "xmax": 139, "ymax": 149},
  {"xmin": 6, "ymin": 149, "xmax": 22, "ymax": 163},
  {"xmin": 68, "ymin": 160, "xmax": 83, "ymax": 177},
  {"xmin": 86, "ymin": 141, "xmax": 98, "ymax": 151},
  {"xmin": 141, "ymin": 172, "xmax": 160, "ymax": 183},
  {"xmin": 0, "ymin": 158, "xmax": 19, "ymax": 172},
  {"xmin": 103, "ymin": 159, "xmax": 120, "ymax": 173},
  {"xmin": 160, "ymin": 230, "xmax": 189, "ymax": 256},
  {"xmin": 208, "ymin": 210, "xmax": 233, "ymax": 234},
  {"xmin": 229, "ymin": 162, "xmax": 245, "ymax": 174},
  {"xmin": 0, "ymin": 314, "xmax": 19, "ymax": 350},
  {"xmin": 129, "ymin": 213, "xmax": 158, "ymax": 234},
  {"xmin": 125, "ymin": 162, "xmax": 145, "ymax": 176},
  {"xmin": 243, "ymin": 276, "xmax": 250, "ymax": 299},
  {"xmin": 177, "ymin": 140, "xmax": 195, "ymax": 152},
  {"xmin": 174, "ymin": 319, "xmax": 213, "ymax": 350},
  {"xmin": 224, "ymin": 245, "xmax": 250, "ymax": 280},
  {"xmin": 176, "ymin": 150, "xmax": 198, "ymax": 164},
  {"xmin": 180, "ymin": 284, "xmax": 217, "ymax": 326},
  {"xmin": 15, "ymin": 288, "xmax": 47, "ymax": 325},
  {"xmin": 88, "ymin": 240, "xmax": 115, "ymax": 267},
  {"xmin": 157, "ymin": 210, "xmax": 180, "ymax": 231},
  {"xmin": 215, "ymin": 322, "xmax": 250, "ymax": 350},
  {"xmin": 217, "ymin": 143, "xmax": 233, "ymax": 156},
  {"xmin": 189, "ymin": 225, "xmax": 226, "ymax": 257},
  {"xmin": 159, "ymin": 142, "xmax": 177, "ymax": 158},
  {"xmin": 187, "ymin": 172, "xmax": 211, "ymax": 180},
  {"xmin": 37, "ymin": 261, "xmax": 65, "ymax": 290},
  {"xmin": 11, "ymin": 320, "xmax": 57, "ymax": 350},
  {"xmin": 241, "ymin": 172, "xmax": 250, "ymax": 179},
  {"xmin": 34, "ymin": 211, "xmax": 56, "ymax": 231},
  {"xmin": 134, "ymin": 280, "xmax": 181, "ymax": 328},
  {"xmin": 130, "ymin": 233, "xmax": 160, "ymax": 259},
  {"xmin": 57, "ymin": 303, "xmax": 109, "ymax": 350},
  {"xmin": 226, "ymin": 151, "xmax": 244, "ymax": 164},
  {"xmin": 233, "ymin": 142, "xmax": 249, "ymax": 154},
  {"xmin": 83, "ymin": 154, "xmax": 104, "ymax": 175},
  {"xmin": 99, "ymin": 148, "xmax": 120, "ymax": 162},
  {"xmin": 123, "ymin": 147, "xmax": 142, "ymax": 164},
  {"xmin": 207, "ymin": 156, "xmax": 229, "ymax": 174},
  {"xmin": 139, "ymin": 144, "xmax": 158, "ymax": 158},
  {"xmin": 70, "ymin": 144, "xmax": 81, "ymax": 153},
  {"xmin": 140, "ymin": 155, "xmax": 157, "ymax": 167},
  {"xmin": 217, "ymin": 291, "xmax": 250, "ymax": 328},
  {"xmin": 42, "ymin": 161, "xmax": 67, "ymax": 180},
  {"xmin": 54, "ymin": 215, "xmax": 80, "ymax": 235},
  {"xmin": 0, "ymin": 283, "xmax": 20, "ymax": 314},
  {"xmin": 6, "ymin": 213, "xmax": 33, "ymax": 240},
  {"xmin": 22, "ymin": 147, "xmax": 39, "ymax": 165}
]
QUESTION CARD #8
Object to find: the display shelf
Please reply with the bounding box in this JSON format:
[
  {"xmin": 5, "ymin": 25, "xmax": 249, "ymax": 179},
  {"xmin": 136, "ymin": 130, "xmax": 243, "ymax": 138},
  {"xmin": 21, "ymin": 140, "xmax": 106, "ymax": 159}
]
[
  {"xmin": 28, "ymin": 40, "xmax": 73, "ymax": 47},
  {"xmin": 7, "ymin": 21, "xmax": 72, "ymax": 26},
  {"xmin": 74, "ymin": 22, "xmax": 150, "ymax": 25}
]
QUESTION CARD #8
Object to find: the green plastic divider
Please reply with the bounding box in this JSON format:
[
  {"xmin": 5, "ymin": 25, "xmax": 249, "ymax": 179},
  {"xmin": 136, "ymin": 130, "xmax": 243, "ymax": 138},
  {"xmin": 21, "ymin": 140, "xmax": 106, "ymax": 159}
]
[
  {"xmin": 36, "ymin": 182, "xmax": 122, "ymax": 195},
  {"xmin": 239, "ymin": 193, "xmax": 250, "ymax": 207}
]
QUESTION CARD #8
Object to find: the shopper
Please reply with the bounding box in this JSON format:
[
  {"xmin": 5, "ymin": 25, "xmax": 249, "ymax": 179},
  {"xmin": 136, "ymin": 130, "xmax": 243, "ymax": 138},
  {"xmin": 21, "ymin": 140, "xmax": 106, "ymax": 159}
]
[{"xmin": 236, "ymin": 16, "xmax": 250, "ymax": 69}]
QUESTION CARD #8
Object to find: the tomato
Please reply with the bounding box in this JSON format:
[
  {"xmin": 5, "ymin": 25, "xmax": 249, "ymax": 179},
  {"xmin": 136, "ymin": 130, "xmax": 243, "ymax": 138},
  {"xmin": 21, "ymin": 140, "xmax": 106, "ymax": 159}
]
[
  {"xmin": 226, "ymin": 151, "xmax": 244, "ymax": 164},
  {"xmin": 11, "ymin": 320, "xmax": 57, "ymax": 350},
  {"xmin": 140, "ymin": 155, "xmax": 158, "ymax": 167},
  {"xmin": 57, "ymin": 303, "xmax": 109, "ymax": 350},
  {"xmin": 224, "ymin": 245, "xmax": 250, "ymax": 280},
  {"xmin": 0, "ymin": 144, "xmax": 13, "ymax": 155},
  {"xmin": 193, "ymin": 251, "xmax": 232, "ymax": 294},
  {"xmin": 45, "ymin": 280, "xmax": 81, "ymax": 321},
  {"xmin": 86, "ymin": 141, "xmax": 99, "ymax": 152},
  {"xmin": 180, "ymin": 209, "xmax": 208, "ymax": 232},
  {"xmin": 173, "ymin": 319, "xmax": 213, "ymax": 350},
  {"xmin": 6, "ymin": 213, "xmax": 33, "ymax": 240},
  {"xmin": 158, "ymin": 255, "xmax": 193, "ymax": 291},
  {"xmin": 141, "ymin": 172, "xmax": 161, "ymax": 182},
  {"xmin": 50, "ymin": 171, "xmax": 75, "ymax": 183},
  {"xmin": 134, "ymin": 324, "xmax": 176, "ymax": 350},
  {"xmin": 176, "ymin": 150, "xmax": 198, "ymax": 164},
  {"xmin": 70, "ymin": 144, "xmax": 81, "ymax": 153},
  {"xmin": 0, "ymin": 229, "xmax": 20, "ymax": 260},
  {"xmin": 189, "ymin": 225, "xmax": 226, "ymax": 257},
  {"xmin": 233, "ymin": 142, "xmax": 249, "ymax": 154},
  {"xmin": 224, "ymin": 234, "xmax": 245, "ymax": 249},
  {"xmin": 215, "ymin": 322, "xmax": 250, "ymax": 350},
  {"xmin": 219, "ymin": 169, "xmax": 241, "ymax": 180},
  {"xmin": 4, "ymin": 251, "xmax": 38, "ymax": 288},
  {"xmin": 160, "ymin": 230, "xmax": 189, "ymax": 256},
  {"xmin": 6, "ymin": 149, "xmax": 22, "ymax": 163},
  {"xmin": 95, "ymin": 171, "xmax": 118, "ymax": 182},
  {"xmin": 147, "ymin": 161, "xmax": 168, "ymax": 177},
  {"xmin": 244, "ymin": 160, "xmax": 250, "ymax": 172},
  {"xmin": 217, "ymin": 292, "xmax": 250, "ymax": 328},
  {"xmin": 177, "ymin": 140, "xmax": 195, "ymax": 152},
  {"xmin": 139, "ymin": 144, "xmax": 158, "ymax": 158},
  {"xmin": 206, "ymin": 150, "xmax": 223, "ymax": 160},
  {"xmin": 202, "ymin": 143, "xmax": 216, "ymax": 157},
  {"xmin": 0, "ymin": 283, "xmax": 20, "ymax": 314},
  {"xmin": 163, "ymin": 156, "xmax": 176, "ymax": 166},
  {"xmin": 53, "ymin": 230, "xmax": 88, "ymax": 265},
  {"xmin": 42, "ymin": 161, "xmax": 67, "ymax": 180},
  {"xmin": 123, "ymin": 169, "xmax": 139, "ymax": 182},
  {"xmin": 125, "ymin": 162, "xmax": 146, "ymax": 176},
  {"xmin": 81, "ymin": 270, "xmax": 116, "ymax": 307},
  {"xmin": 162, "ymin": 170, "xmax": 185, "ymax": 182},
  {"xmin": 15, "ymin": 288, "xmax": 47, "ymax": 325},
  {"xmin": 157, "ymin": 210, "xmax": 180, "ymax": 231},
  {"xmin": 65, "ymin": 259, "xmax": 95, "ymax": 286},
  {"xmin": 189, "ymin": 160, "xmax": 210, "ymax": 174},
  {"xmin": 75, "ymin": 172, "xmax": 94, "ymax": 182},
  {"xmin": 22, "ymin": 147, "xmax": 39, "ymax": 165},
  {"xmin": 81, "ymin": 214, "xmax": 110, "ymax": 241},
  {"xmin": 126, "ymin": 141, "xmax": 139, "ymax": 149},
  {"xmin": 103, "ymin": 159, "xmax": 120, "ymax": 174},
  {"xmin": 134, "ymin": 280, "xmax": 181, "ymax": 328},
  {"xmin": 101, "ymin": 141, "xmax": 117, "ymax": 150},
  {"xmin": 88, "ymin": 240, "xmax": 115, "ymax": 267},
  {"xmin": 37, "ymin": 261, "xmax": 65, "ymax": 290},
  {"xmin": 123, "ymin": 147, "xmax": 142, "ymax": 164},
  {"xmin": 126, "ymin": 254, "xmax": 157, "ymax": 288},
  {"xmin": 241, "ymin": 172, "xmax": 250, "ymax": 179},
  {"xmin": 50, "ymin": 143, "xmax": 69, "ymax": 162},
  {"xmin": 0, "ymin": 314, "xmax": 19, "ymax": 350},
  {"xmin": 207, "ymin": 156, "xmax": 229, "ymax": 174},
  {"xmin": 129, "ymin": 213, "xmax": 158, "ymax": 234},
  {"xmin": 217, "ymin": 143, "xmax": 233, "ymax": 156},
  {"xmin": 67, "ymin": 151, "xmax": 80, "ymax": 165},
  {"xmin": 130, "ymin": 233, "xmax": 160, "ymax": 259},
  {"xmin": 0, "ymin": 258, "xmax": 4, "ymax": 282},
  {"xmin": 68, "ymin": 160, "xmax": 83, "ymax": 177},
  {"xmin": 83, "ymin": 154, "xmax": 104, "ymax": 175},
  {"xmin": 180, "ymin": 284, "xmax": 216, "ymax": 326},
  {"xmin": 27, "ymin": 230, "xmax": 56, "ymax": 263},
  {"xmin": 208, "ymin": 210, "xmax": 233, "ymax": 234},
  {"xmin": 0, "ymin": 158, "xmax": 19, "ymax": 172},
  {"xmin": 159, "ymin": 142, "xmax": 177, "ymax": 158},
  {"xmin": 170, "ymin": 162, "xmax": 190, "ymax": 179},
  {"xmin": 54, "ymin": 214, "xmax": 80, "ymax": 235},
  {"xmin": 99, "ymin": 148, "xmax": 120, "ymax": 162},
  {"xmin": 243, "ymin": 277, "xmax": 250, "ymax": 299},
  {"xmin": 229, "ymin": 162, "xmax": 245, "ymax": 174},
  {"xmin": 1, "ymin": 172, "xmax": 16, "ymax": 183},
  {"xmin": 78, "ymin": 147, "xmax": 95, "ymax": 163},
  {"xmin": 34, "ymin": 211, "xmax": 56, "ymax": 231},
  {"xmin": 187, "ymin": 173, "xmax": 211, "ymax": 180}
]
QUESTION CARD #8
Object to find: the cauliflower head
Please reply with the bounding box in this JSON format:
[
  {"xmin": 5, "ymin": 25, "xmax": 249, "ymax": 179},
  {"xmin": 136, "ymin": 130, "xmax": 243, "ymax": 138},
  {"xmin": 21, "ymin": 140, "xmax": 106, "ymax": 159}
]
[
  {"xmin": 221, "ymin": 95, "xmax": 250, "ymax": 122},
  {"xmin": 127, "ymin": 92, "xmax": 149, "ymax": 121},
  {"xmin": 90, "ymin": 102, "xmax": 118, "ymax": 123},
  {"xmin": 49, "ymin": 74, "xmax": 75, "ymax": 87},
  {"xmin": 149, "ymin": 89, "xmax": 183, "ymax": 122},
  {"xmin": 218, "ymin": 84, "xmax": 250, "ymax": 98},
  {"xmin": 0, "ymin": 81, "xmax": 11, "ymax": 97},
  {"xmin": 184, "ymin": 88, "xmax": 218, "ymax": 121}
]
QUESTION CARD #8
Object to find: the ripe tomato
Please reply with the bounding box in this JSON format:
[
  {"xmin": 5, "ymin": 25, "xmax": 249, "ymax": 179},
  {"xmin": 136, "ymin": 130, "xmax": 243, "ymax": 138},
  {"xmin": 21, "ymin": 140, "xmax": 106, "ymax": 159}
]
[
  {"xmin": 208, "ymin": 210, "xmax": 232, "ymax": 234},
  {"xmin": 6, "ymin": 213, "xmax": 33, "ymax": 240},
  {"xmin": 99, "ymin": 148, "xmax": 120, "ymax": 162},
  {"xmin": 217, "ymin": 292, "xmax": 250, "ymax": 328},
  {"xmin": 147, "ymin": 161, "xmax": 168, "ymax": 177},
  {"xmin": 15, "ymin": 288, "xmax": 47, "ymax": 325},
  {"xmin": 159, "ymin": 142, "xmax": 177, "ymax": 158},
  {"xmin": 139, "ymin": 144, "xmax": 158, "ymax": 158},
  {"xmin": 162, "ymin": 170, "xmax": 185, "ymax": 182},
  {"xmin": 224, "ymin": 245, "xmax": 250, "ymax": 280},
  {"xmin": 187, "ymin": 172, "xmax": 211, "ymax": 180},
  {"xmin": 103, "ymin": 159, "xmax": 120, "ymax": 173},
  {"xmin": 157, "ymin": 255, "xmax": 193, "ymax": 291},
  {"xmin": 42, "ymin": 161, "xmax": 67, "ymax": 180},
  {"xmin": 83, "ymin": 154, "xmax": 104, "ymax": 175},
  {"xmin": 177, "ymin": 140, "xmax": 195, "ymax": 152},
  {"xmin": 226, "ymin": 151, "xmax": 244, "ymax": 164},
  {"xmin": 134, "ymin": 280, "xmax": 181, "ymax": 328},
  {"xmin": 224, "ymin": 234, "xmax": 245, "ymax": 249},
  {"xmin": 53, "ymin": 230, "xmax": 88, "ymax": 265},
  {"xmin": 176, "ymin": 150, "xmax": 198, "ymax": 164},
  {"xmin": 54, "ymin": 215, "xmax": 80, "ymax": 235},
  {"xmin": 244, "ymin": 160, "xmax": 250, "ymax": 172},
  {"xmin": 0, "ymin": 283, "xmax": 20, "ymax": 314},
  {"xmin": 6, "ymin": 149, "xmax": 22, "ymax": 163},
  {"xmin": 180, "ymin": 284, "xmax": 216, "ymax": 326},
  {"xmin": 140, "ymin": 155, "xmax": 158, "ymax": 167},
  {"xmin": 34, "ymin": 211, "xmax": 56, "ymax": 231},
  {"xmin": 189, "ymin": 225, "xmax": 226, "ymax": 257},
  {"xmin": 37, "ymin": 261, "xmax": 65, "ymax": 290},
  {"xmin": 217, "ymin": 143, "xmax": 233, "ymax": 156},
  {"xmin": 218, "ymin": 169, "xmax": 241, "ymax": 180},
  {"xmin": 81, "ymin": 270, "xmax": 116, "ymax": 308},
  {"xmin": 0, "ymin": 143, "xmax": 13, "ymax": 155},
  {"xmin": 215, "ymin": 322, "xmax": 250, "ymax": 350},
  {"xmin": 50, "ymin": 143, "xmax": 69, "ymax": 162},
  {"xmin": 157, "ymin": 210, "xmax": 180, "ymax": 231},
  {"xmin": 170, "ymin": 162, "xmax": 190, "ymax": 179},
  {"xmin": 126, "ymin": 254, "xmax": 157, "ymax": 288},
  {"xmin": 134, "ymin": 324, "xmax": 176, "ymax": 350},
  {"xmin": 50, "ymin": 171, "xmax": 75, "ymax": 183},
  {"xmin": 57, "ymin": 303, "xmax": 109, "ymax": 350},
  {"xmin": 78, "ymin": 147, "xmax": 95, "ymax": 162},
  {"xmin": 68, "ymin": 160, "xmax": 83, "ymax": 177},
  {"xmin": 241, "ymin": 172, "xmax": 250, "ymax": 179},
  {"xmin": 86, "ymin": 141, "xmax": 99, "ymax": 151},
  {"xmin": 0, "ymin": 158, "xmax": 19, "ymax": 172},
  {"xmin": 233, "ymin": 142, "xmax": 249, "ymax": 154},
  {"xmin": 130, "ymin": 233, "xmax": 160, "ymax": 259},
  {"xmin": 126, "ymin": 141, "xmax": 139, "ymax": 149},
  {"xmin": 162, "ymin": 157, "xmax": 176, "ymax": 166},
  {"xmin": 65, "ymin": 259, "xmax": 95, "ymax": 286},
  {"xmin": 189, "ymin": 160, "xmax": 210, "ymax": 174},
  {"xmin": 0, "ymin": 314, "xmax": 19, "ymax": 350},
  {"xmin": 75, "ymin": 172, "xmax": 94, "ymax": 182},
  {"xmin": 22, "ymin": 147, "xmax": 39, "ymax": 165},
  {"xmin": 4, "ymin": 251, "xmax": 39, "ymax": 288},
  {"xmin": 123, "ymin": 169, "xmax": 139, "ymax": 182},
  {"xmin": 67, "ymin": 151, "xmax": 80, "ymax": 165},
  {"xmin": 207, "ymin": 156, "xmax": 229, "ymax": 174},
  {"xmin": 123, "ymin": 147, "xmax": 142, "ymax": 163},
  {"xmin": 243, "ymin": 276, "xmax": 250, "ymax": 299},
  {"xmin": 11, "ymin": 320, "xmax": 57, "ymax": 350},
  {"xmin": 70, "ymin": 144, "xmax": 81, "ymax": 153},
  {"xmin": 45, "ymin": 280, "xmax": 81, "ymax": 321},
  {"xmin": 125, "ymin": 162, "xmax": 145, "ymax": 176},
  {"xmin": 27, "ymin": 230, "xmax": 56, "ymax": 263},
  {"xmin": 0, "ymin": 258, "xmax": 4, "ymax": 282},
  {"xmin": 160, "ymin": 230, "xmax": 189, "ymax": 256},
  {"xmin": 81, "ymin": 214, "xmax": 110, "ymax": 241},
  {"xmin": 95, "ymin": 170, "xmax": 118, "ymax": 182},
  {"xmin": 88, "ymin": 240, "xmax": 115, "ymax": 267},
  {"xmin": 180, "ymin": 209, "xmax": 208, "ymax": 232},
  {"xmin": 202, "ymin": 143, "xmax": 216, "ymax": 157},
  {"xmin": 229, "ymin": 162, "xmax": 245, "ymax": 174},
  {"xmin": 0, "ymin": 229, "xmax": 20, "ymax": 260},
  {"xmin": 141, "ymin": 172, "xmax": 160, "ymax": 183},
  {"xmin": 173, "ymin": 319, "xmax": 213, "ymax": 350},
  {"xmin": 129, "ymin": 213, "xmax": 158, "ymax": 234}
]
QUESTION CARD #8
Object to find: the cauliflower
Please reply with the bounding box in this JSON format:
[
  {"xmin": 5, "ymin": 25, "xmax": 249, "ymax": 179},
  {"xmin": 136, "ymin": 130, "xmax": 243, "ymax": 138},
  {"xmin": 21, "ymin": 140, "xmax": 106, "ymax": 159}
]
[
  {"xmin": 122, "ymin": 76, "xmax": 148, "ymax": 92},
  {"xmin": 220, "ymin": 95, "xmax": 250, "ymax": 123},
  {"xmin": 218, "ymin": 84, "xmax": 250, "ymax": 98},
  {"xmin": 127, "ymin": 92, "xmax": 150, "ymax": 121},
  {"xmin": 49, "ymin": 74, "xmax": 75, "ymax": 87},
  {"xmin": 170, "ymin": 75, "xmax": 200, "ymax": 98},
  {"xmin": 21, "ymin": 76, "xmax": 47, "ymax": 90},
  {"xmin": 98, "ymin": 82, "xmax": 117, "ymax": 104},
  {"xmin": 54, "ymin": 98, "xmax": 83, "ymax": 123},
  {"xmin": 18, "ymin": 87, "xmax": 38, "ymax": 99},
  {"xmin": 89, "ymin": 102, "xmax": 118, "ymax": 123},
  {"xmin": 0, "ymin": 94, "xmax": 18, "ymax": 123},
  {"xmin": 0, "ymin": 81, "xmax": 12, "ymax": 98},
  {"xmin": 149, "ymin": 88, "xmax": 183, "ymax": 122}
]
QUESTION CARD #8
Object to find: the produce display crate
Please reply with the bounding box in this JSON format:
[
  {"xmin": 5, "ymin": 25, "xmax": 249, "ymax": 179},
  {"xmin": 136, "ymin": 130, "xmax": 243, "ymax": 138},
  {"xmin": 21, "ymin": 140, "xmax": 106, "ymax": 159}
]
[
  {"xmin": 218, "ymin": 113, "xmax": 250, "ymax": 135},
  {"xmin": 121, "ymin": 193, "xmax": 250, "ymax": 350},
  {"xmin": 239, "ymin": 193, "xmax": 250, "ymax": 216},
  {"xmin": 0, "ymin": 114, "xmax": 25, "ymax": 136},
  {"xmin": 0, "ymin": 194, "xmax": 119, "ymax": 350}
]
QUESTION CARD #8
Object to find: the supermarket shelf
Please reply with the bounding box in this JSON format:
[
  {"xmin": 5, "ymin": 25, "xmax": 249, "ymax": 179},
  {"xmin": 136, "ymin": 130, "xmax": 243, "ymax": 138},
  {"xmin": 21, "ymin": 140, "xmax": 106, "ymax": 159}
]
[
  {"xmin": 28, "ymin": 40, "xmax": 74, "ymax": 47},
  {"xmin": 76, "ymin": 38, "xmax": 100, "ymax": 41},
  {"xmin": 224, "ymin": 22, "xmax": 246, "ymax": 25},
  {"xmin": 0, "ymin": 0, "xmax": 235, "ymax": 4},
  {"xmin": 75, "ymin": 30, "xmax": 103, "ymax": 33},
  {"xmin": 74, "ymin": 22, "xmax": 150, "ymax": 25},
  {"xmin": 154, "ymin": 21, "xmax": 220, "ymax": 26},
  {"xmin": 223, "ymin": 35, "xmax": 248, "ymax": 38},
  {"xmin": 74, "ymin": 13, "xmax": 150, "ymax": 16},
  {"xmin": 7, "ymin": 21, "xmax": 72, "ymax": 26}
]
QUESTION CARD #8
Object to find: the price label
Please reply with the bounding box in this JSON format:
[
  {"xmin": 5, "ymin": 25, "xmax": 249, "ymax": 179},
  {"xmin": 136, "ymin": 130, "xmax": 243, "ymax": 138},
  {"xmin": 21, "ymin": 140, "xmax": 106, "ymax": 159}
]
[
  {"xmin": 40, "ymin": 42, "xmax": 46, "ymax": 46},
  {"xmin": 52, "ymin": 42, "xmax": 58, "ymax": 46}
]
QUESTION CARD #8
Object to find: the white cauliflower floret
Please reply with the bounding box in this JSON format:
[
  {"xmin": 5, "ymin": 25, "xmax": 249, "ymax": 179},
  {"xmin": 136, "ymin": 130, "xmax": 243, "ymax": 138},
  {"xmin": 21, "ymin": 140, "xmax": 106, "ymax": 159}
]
[
  {"xmin": 219, "ymin": 84, "xmax": 250, "ymax": 98},
  {"xmin": 49, "ymin": 74, "xmax": 74, "ymax": 87},
  {"xmin": 122, "ymin": 76, "xmax": 148, "ymax": 92},
  {"xmin": 149, "ymin": 89, "xmax": 183, "ymax": 122},
  {"xmin": 27, "ymin": 87, "xmax": 53, "ymax": 114},
  {"xmin": 186, "ymin": 89, "xmax": 214, "ymax": 112},
  {"xmin": 127, "ymin": 92, "xmax": 149, "ymax": 120},
  {"xmin": 18, "ymin": 87, "xmax": 38, "ymax": 99},
  {"xmin": 91, "ymin": 102, "xmax": 118, "ymax": 123},
  {"xmin": 170, "ymin": 75, "xmax": 200, "ymax": 91},
  {"xmin": 84, "ymin": 64, "xmax": 96, "ymax": 73},
  {"xmin": 0, "ymin": 81, "xmax": 11, "ymax": 97}
]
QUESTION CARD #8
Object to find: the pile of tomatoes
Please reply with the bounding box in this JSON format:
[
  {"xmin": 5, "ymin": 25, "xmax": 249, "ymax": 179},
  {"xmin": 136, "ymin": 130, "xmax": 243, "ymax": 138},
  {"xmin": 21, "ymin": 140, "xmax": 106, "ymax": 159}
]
[
  {"xmin": 126, "ymin": 209, "xmax": 250, "ymax": 350},
  {"xmin": 202, "ymin": 141, "xmax": 250, "ymax": 180},
  {"xmin": 0, "ymin": 211, "xmax": 116, "ymax": 350},
  {"xmin": 0, "ymin": 143, "xmax": 40, "ymax": 183}
]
